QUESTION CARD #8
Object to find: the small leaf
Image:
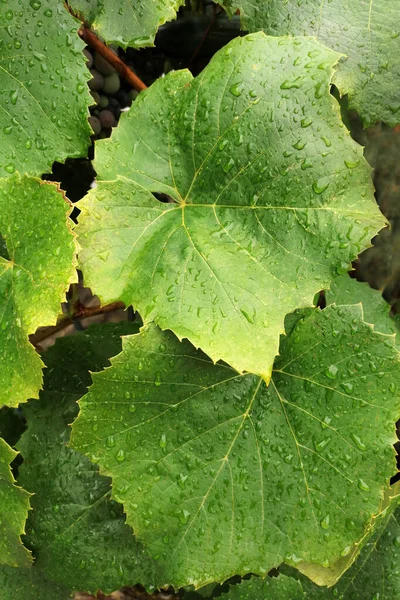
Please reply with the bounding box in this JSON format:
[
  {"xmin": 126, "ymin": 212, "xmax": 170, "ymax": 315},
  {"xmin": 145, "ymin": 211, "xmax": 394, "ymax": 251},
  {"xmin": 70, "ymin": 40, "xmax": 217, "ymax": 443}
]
[
  {"xmin": 326, "ymin": 273, "xmax": 399, "ymax": 339},
  {"xmin": 0, "ymin": 175, "xmax": 77, "ymax": 407},
  {"xmin": 0, "ymin": 437, "xmax": 31, "ymax": 567},
  {"xmin": 71, "ymin": 305, "xmax": 400, "ymax": 589},
  {"xmin": 0, "ymin": 0, "xmax": 92, "ymax": 177},
  {"xmin": 17, "ymin": 322, "xmax": 159, "ymax": 594},
  {"xmin": 223, "ymin": 0, "xmax": 400, "ymax": 127},
  {"xmin": 77, "ymin": 33, "xmax": 385, "ymax": 379},
  {"xmin": 69, "ymin": 0, "xmax": 185, "ymax": 48}
]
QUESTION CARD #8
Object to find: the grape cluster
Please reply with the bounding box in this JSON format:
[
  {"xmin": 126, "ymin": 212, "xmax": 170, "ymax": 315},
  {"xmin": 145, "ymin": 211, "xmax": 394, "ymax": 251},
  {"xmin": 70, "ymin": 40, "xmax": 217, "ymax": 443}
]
[{"xmin": 84, "ymin": 47, "xmax": 139, "ymax": 138}]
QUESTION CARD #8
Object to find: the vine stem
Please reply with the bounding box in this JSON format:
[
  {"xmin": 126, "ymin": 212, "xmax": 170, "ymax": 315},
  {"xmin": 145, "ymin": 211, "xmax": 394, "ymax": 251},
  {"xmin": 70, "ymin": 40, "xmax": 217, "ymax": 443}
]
[
  {"xmin": 30, "ymin": 301, "xmax": 126, "ymax": 348},
  {"xmin": 78, "ymin": 25, "xmax": 147, "ymax": 92}
]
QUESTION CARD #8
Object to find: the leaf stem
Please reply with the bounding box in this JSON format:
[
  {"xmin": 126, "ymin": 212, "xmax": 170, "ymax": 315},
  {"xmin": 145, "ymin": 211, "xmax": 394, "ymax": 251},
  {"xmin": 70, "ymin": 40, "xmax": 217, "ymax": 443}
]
[
  {"xmin": 30, "ymin": 301, "xmax": 126, "ymax": 348},
  {"xmin": 78, "ymin": 26, "xmax": 147, "ymax": 93}
]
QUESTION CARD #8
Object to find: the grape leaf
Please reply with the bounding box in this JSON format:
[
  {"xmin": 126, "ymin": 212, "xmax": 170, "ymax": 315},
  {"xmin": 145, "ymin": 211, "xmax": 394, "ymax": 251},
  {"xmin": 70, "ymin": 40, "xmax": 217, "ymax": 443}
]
[
  {"xmin": 0, "ymin": 0, "xmax": 92, "ymax": 177},
  {"xmin": 0, "ymin": 565, "xmax": 71, "ymax": 600},
  {"xmin": 68, "ymin": 0, "xmax": 185, "ymax": 48},
  {"xmin": 0, "ymin": 437, "xmax": 31, "ymax": 567},
  {"xmin": 17, "ymin": 322, "xmax": 160, "ymax": 594},
  {"xmin": 0, "ymin": 174, "xmax": 76, "ymax": 407},
  {"xmin": 216, "ymin": 575, "xmax": 305, "ymax": 599},
  {"xmin": 77, "ymin": 33, "xmax": 384, "ymax": 380},
  {"xmin": 222, "ymin": 0, "xmax": 400, "ymax": 127},
  {"xmin": 71, "ymin": 305, "xmax": 400, "ymax": 589},
  {"xmin": 326, "ymin": 273, "xmax": 399, "ymax": 339}
]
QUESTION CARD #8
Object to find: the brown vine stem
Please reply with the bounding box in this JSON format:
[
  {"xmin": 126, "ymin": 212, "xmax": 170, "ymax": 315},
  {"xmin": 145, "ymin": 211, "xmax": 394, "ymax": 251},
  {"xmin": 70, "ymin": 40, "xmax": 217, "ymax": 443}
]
[
  {"xmin": 30, "ymin": 301, "xmax": 126, "ymax": 348},
  {"xmin": 78, "ymin": 25, "xmax": 147, "ymax": 92}
]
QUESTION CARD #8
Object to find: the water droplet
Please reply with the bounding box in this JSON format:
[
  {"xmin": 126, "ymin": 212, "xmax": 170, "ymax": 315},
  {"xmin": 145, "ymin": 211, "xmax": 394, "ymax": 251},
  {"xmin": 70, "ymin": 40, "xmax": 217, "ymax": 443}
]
[
  {"xmin": 344, "ymin": 159, "xmax": 360, "ymax": 169},
  {"xmin": 106, "ymin": 435, "xmax": 116, "ymax": 448},
  {"xmin": 320, "ymin": 515, "xmax": 330, "ymax": 529},
  {"xmin": 313, "ymin": 179, "xmax": 330, "ymax": 194},
  {"xmin": 116, "ymin": 449, "xmax": 125, "ymax": 462},
  {"xmin": 179, "ymin": 509, "xmax": 191, "ymax": 525},
  {"xmin": 325, "ymin": 364, "xmax": 338, "ymax": 379},
  {"xmin": 230, "ymin": 82, "xmax": 244, "ymax": 97},
  {"xmin": 351, "ymin": 433, "xmax": 367, "ymax": 451},
  {"xmin": 358, "ymin": 479, "xmax": 370, "ymax": 492}
]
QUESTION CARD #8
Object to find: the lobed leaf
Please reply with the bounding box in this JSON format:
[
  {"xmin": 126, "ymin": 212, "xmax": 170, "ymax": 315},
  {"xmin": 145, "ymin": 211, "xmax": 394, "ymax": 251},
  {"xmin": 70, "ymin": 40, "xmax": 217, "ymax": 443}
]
[
  {"xmin": 71, "ymin": 305, "xmax": 400, "ymax": 589},
  {"xmin": 17, "ymin": 322, "xmax": 159, "ymax": 594},
  {"xmin": 0, "ymin": 437, "xmax": 31, "ymax": 567},
  {"xmin": 0, "ymin": 174, "xmax": 77, "ymax": 407},
  {"xmin": 222, "ymin": 0, "xmax": 400, "ymax": 127},
  {"xmin": 77, "ymin": 33, "xmax": 385, "ymax": 379},
  {"xmin": 0, "ymin": 0, "xmax": 92, "ymax": 177},
  {"xmin": 68, "ymin": 0, "xmax": 186, "ymax": 48}
]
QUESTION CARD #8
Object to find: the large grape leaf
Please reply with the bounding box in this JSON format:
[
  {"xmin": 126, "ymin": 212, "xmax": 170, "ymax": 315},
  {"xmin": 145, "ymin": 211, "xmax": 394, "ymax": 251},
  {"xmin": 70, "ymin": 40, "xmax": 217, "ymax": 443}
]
[
  {"xmin": 0, "ymin": 566, "xmax": 71, "ymax": 599},
  {"xmin": 0, "ymin": 0, "xmax": 92, "ymax": 177},
  {"xmin": 0, "ymin": 437, "xmax": 31, "ymax": 567},
  {"xmin": 68, "ymin": 0, "xmax": 185, "ymax": 48},
  {"xmin": 222, "ymin": 0, "xmax": 400, "ymax": 127},
  {"xmin": 326, "ymin": 273, "xmax": 400, "ymax": 339},
  {"xmin": 17, "ymin": 322, "xmax": 161, "ymax": 594},
  {"xmin": 77, "ymin": 33, "xmax": 385, "ymax": 380},
  {"xmin": 71, "ymin": 304, "xmax": 400, "ymax": 589},
  {"xmin": 0, "ymin": 174, "xmax": 76, "ymax": 407}
]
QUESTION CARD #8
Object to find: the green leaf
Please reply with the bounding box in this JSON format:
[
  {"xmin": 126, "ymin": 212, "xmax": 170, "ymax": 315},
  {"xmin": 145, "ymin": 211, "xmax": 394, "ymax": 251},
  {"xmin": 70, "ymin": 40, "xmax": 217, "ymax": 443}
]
[
  {"xmin": 77, "ymin": 33, "xmax": 384, "ymax": 379},
  {"xmin": 290, "ymin": 482, "xmax": 400, "ymax": 587},
  {"xmin": 71, "ymin": 305, "xmax": 400, "ymax": 589},
  {"xmin": 222, "ymin": 0, "xmax": 400, "ymax": 127},
  {"xmin": 0, "ymin": 566, "xmax": 71, "ymax": 600},
  {"xmin": 17, "ymin": 322, "xmax": 159, "ymax": 594},
  {"xmin": 0, "ymin": 0, "xmax": 92, "ymax": 177},
  {"xmin": 282, "ymin": 484, "xmax": 400, "ymax": 599},
  {"xmin": 216, "ymin": 575, "xmax": 305, "ymax": 599},
  {"xmin": 0, "ymin": 437, "xmax": 31, "ymax": 567},
  {"xmin": 0, "ymin": 174, "xmax": 77, "ymax": 407},
  {"xmin": 69, "ymin": 0, "xmax": 185, "ymax": 48},
  {"xmin": 326, "ymin": 273, "xmax": 399, "ymax": 339}
]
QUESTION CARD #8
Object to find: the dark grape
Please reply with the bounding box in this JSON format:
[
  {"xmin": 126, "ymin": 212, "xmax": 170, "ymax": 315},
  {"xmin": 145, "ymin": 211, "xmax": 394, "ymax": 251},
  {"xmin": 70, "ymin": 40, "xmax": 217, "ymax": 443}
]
[
  {"xmin": 98, "ymin": 109, "xmax": 117, "ymax": 128},
  {"xmin": 90, "ymin": 91, "xmax": 101, "ymax": 106},
  {"xmin": 98, "ymin": 95, "xmax": 109, "ymax": 109},
  {"xmin": 88, "ymin": 116, "xmax": 102, "ymax": 135},
  {"xmin": 107, "ymin": 98, "xmax": 121, "ymax": 117},
  {"xmin": 129, "ymin": 89, "xmax": 139, "ymax": 103},
  {"xmin": 88, "ymin": 69, "xmax": 104, "ymax": 91},
  {"xmin": 83, "ymin": 48, "xmax": 93, "ymax": 69},
  {"xmin": 115, "ymin": 90, "xmax": 130, "ymax": 108},
  {"xmin": 94, "ymin": 52, "xmax": 116, "ymax": 76},
  {"xmin": 102, "ymin": 72, "xmax": 121, "ymax": 94}
]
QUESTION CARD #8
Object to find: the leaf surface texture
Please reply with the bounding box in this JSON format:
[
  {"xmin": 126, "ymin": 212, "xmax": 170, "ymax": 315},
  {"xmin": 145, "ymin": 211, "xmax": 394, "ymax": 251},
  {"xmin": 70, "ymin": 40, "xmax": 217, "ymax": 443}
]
[
  {"xmin": 17, "ymin": 323, "xmax": 159, "ymax": 594},
  {"xmin": 0, "ymin": 0, "xmax": 92, "ymax": 176},
  {"xmin": 223, "ymin": 0, "xmax": 400, "ymax": 126},
  {"xmin": 0, "ymin": 175, "xmax": 76, "ymax": 406},
  {"xmin": 77, "ymin": 34, "xmax": 385, "ymax": 378},
  {"xmin": 71, "ymin": 305, "xmax": 400, "ymax": 588}
]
